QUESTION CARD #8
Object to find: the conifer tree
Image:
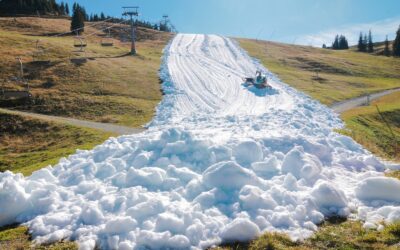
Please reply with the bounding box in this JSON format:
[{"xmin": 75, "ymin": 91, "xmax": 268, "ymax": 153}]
[
  {"xmin": 65, "ymin": 3, "xmax": 69, "ymax": 15},
  {"xmin": 358, "ymin": 32, "xmax": 364, "ymax": 51},
  {"xmin": 332, "ymin": 35, "xmax": 339, "ymax": 50},
  {"xmin": 339, "ymin": 35, "xmax": 349, "ymax": 50},
  {"xmin": 59, "ymin": 2, "xmax": 65, "ymax": 15},
  {"xmin": 367, "ymin": 30, "xmax": 374, "ymax": 53},
  {"xmin": 363, "ymin": 34, "xmax": 368, "ymax": 51},
  {"xmin": 393, "ymin": 25, "xmax": 400, "ymax": 57},
  {"xmin": 383, "ymin": 35, "xmax": 391, "ymax": 57},
  {"xmin": 70, "ymin": 5, "xmax": 85, "ymax": 34}
]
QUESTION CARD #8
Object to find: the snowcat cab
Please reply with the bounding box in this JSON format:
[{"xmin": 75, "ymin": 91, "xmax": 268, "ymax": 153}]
[{"xmin": 243, "ymin": 71, "xmax": 271, "ymax": 89}]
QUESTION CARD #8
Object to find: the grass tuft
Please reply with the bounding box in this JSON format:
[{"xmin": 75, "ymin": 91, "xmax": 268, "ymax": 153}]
[{"xmin": 212, "ymin": 221, "xmax": 400, "ymax": 250}]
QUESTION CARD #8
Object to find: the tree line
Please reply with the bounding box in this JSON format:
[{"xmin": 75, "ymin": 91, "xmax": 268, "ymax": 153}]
[
  {"xmin": 0, "ymin": 0, "xmax": 69, "ymax": 16},
  {"xmin": 330, "ymin": 35, "xmax": 349, "ymax": 50},
  {"xmin": 87, "ymin": 13, "xmax": 157, "ymax": 31},
  {"xmin": 357, "ymin": 30, "xmax": 374, "ymax": 53},
  {"xmin": 323, "ymin": 25, "xmax": 400, "ymax": 57},
  {"xmin": 0, "ymin": 0, "xmax": 175, "ymax": 36},
  {"xmin": 71, "ymin": 3, "xmax": 172, "ymax": 34}
]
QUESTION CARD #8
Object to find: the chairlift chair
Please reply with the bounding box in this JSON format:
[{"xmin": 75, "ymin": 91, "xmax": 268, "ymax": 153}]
[
  {"xmin": 74, "ymin": 36, "xmax": 87, "ymax": 52},
  {"xmin": 1, "ymin": 58, "xmax": 32, "ymax": 100},
  {"xmin": 101, "ymin": 29, "xmax": 114, "ymax": 47},
  {"xmin": 32, "ymin": 40, "xmax": 49, "ymax": 63}
]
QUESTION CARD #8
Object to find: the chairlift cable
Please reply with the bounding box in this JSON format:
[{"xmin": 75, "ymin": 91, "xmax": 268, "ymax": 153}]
[{"xmin": 46, "ymin": 17, "xmax": 115, "ymax": 38}]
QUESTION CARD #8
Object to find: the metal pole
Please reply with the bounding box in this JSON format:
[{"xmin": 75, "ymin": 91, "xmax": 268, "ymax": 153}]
[
  {"xmin": 16, "ymin": 57, "xmax": 23, "ymax": 78},
  {"xmin": 123, "ymin": 7, "xmax": 139, "ymax": 55},
  {"xmin": 16, "ymin": 57, "xmax": 29, "ymax": 91},
  {"xmin": 130, "ymin": 15, "xmax": 136, "ymax": 55}
]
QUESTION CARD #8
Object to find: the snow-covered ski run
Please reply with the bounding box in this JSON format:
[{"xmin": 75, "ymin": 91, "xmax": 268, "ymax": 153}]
[{"xmin": 1, "ymin": 34, "xmax": 399, "ymax": 250}]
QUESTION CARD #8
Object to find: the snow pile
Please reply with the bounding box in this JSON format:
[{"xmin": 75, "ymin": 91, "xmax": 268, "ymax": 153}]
[{"xmin": 1, "ymin": 34, "xmax": 400, "ymax": 249}]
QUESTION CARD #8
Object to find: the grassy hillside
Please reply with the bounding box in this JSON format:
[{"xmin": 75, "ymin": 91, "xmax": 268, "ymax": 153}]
[
  {"xmin": 238, "ymin": 38, "xmax": 400, "ymax": 162},
  {"xmin": 341, "ymin": 91, "xmax": 400, "ymax": 161},
  {"xmin": 0, "ymin": 17, "xmax": 172, "ymax": 175},
  {"xmin": 0, "ymin": 17, "xmax": 172, "ymax": 127},
  {"xmin": 0, "ymin": 110, "xmax": 114, "ymax": 176},
  {"xmin": 238, "ymin": 39, "xmax": 400, "ymax": 105},
  {"xmin": 352, "ymin": 40, "xmax": 394, "ymax": 56}
]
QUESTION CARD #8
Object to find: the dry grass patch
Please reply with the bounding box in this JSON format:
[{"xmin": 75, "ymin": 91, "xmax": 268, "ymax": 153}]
[
  {"xmin": 212, "ymin": 220, "xmax": 400, "ymax": 250},
  {"xmin": 0, "ymin": 17, "xmax": 172, "ymax": 127},
  {"xmin": 0, "ymin": 224, "xmax": 77, "ymax": 250}
]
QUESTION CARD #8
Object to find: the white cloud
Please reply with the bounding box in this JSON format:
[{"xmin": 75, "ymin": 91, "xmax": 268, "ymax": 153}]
[{"xmin": 296, "ymin": 17, "xmax": 400, "ymax": 47}]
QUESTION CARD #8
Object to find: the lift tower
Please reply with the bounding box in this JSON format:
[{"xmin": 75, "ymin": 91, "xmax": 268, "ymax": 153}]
[
  {"xmin": 123, "ymin": 6, "xmax": 139, "ymax": 55},
  {"xmin": 162, "ymin": 15, "xmax": 169, "ymax": 26}
]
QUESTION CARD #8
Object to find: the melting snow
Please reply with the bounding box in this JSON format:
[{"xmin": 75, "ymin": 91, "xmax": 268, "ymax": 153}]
[{"xmin": 1, "ymin": 34, "xmax": 400, "ymax": 249}]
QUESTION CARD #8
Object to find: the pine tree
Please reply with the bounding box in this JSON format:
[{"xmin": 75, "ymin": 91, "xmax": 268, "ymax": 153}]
[
  {"xmin": 60, "ymin": 2, "xmax": 66, "ymax": 15},
  {"xmin": 322, "ymin": 44, "xmax": 327, "ymax": 49},
  {"xmin": 393, "ymin": 25, "xmax": 400, "ymax": 57},
  {"xmin": 363, "ymin": 34, "xmax": 368, "ymax": 51},
  {"xmin": 70, "ymin": 5, "xmax": 85, "ymax": 34},
  {"xmin": 338, "ymin": 35, "xmax": 349, "ymax": 50},
  {"xmin": 65, "ymin": 3, "xmax": 69, "ymax": 15},
  {"xmin": 332, "ymin": 35, "xmax": 339, "ymax": 50},
  {"xmin": 367, "ymin": 30, "xmax": 374, "ymax": 53},
  {"xmin": 100, "ymin": 12, "xmax": 105, "ymax": 20},
  {"xmin": 383, "ymin": 35, "xmax": 391, "ymax": 57},
  {"xmin": 358, "ymin": 32, "xmax": 364, "ymax": 51}
]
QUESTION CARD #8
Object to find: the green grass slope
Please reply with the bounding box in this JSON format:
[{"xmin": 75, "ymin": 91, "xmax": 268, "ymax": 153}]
[
  {"xmin": 341, "ymin": 91, "xmax": 400, "ymax": 161},
  {"xmin": 238, "ymin": 38, "xmax": 400, "ymax": 162},
  {"xmin": 0, "ymin": 110, "xmax": 114, "ymax": 176},
  {"xmin": 238, "ymin": 39, "xmax": 400, "ymax": 105},
  {"xmin": 214, "ymin": 220, "xmax": 400, "ymax": 250}
]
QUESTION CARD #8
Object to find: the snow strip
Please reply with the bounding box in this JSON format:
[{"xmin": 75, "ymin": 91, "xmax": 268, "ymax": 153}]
[{"xmin": 1, "ymin": 34, "xmax": 400, "ymax": 250}]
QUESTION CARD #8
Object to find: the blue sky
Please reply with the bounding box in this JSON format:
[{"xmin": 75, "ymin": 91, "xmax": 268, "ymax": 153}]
[{"xmin": 59, "ymin": 0, "xmax": 400, "ymax": 46}]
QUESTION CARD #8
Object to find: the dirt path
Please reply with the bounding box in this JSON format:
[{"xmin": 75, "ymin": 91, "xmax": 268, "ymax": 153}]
[
  {"xmin": 0, "ymin": 108, "xmax": 145, "ymax": 135},
  {"xmin": 2, "ymin": 88, "xmax": 398, "ymax": 134},
  {"xmin": 330, "ymin": 88, "xmax": 400, "ymax": 113}
]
